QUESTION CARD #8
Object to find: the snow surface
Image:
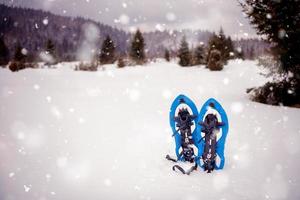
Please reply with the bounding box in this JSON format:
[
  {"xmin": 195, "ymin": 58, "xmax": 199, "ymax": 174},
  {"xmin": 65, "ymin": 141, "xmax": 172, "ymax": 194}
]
[{"xmin": 0, "ymin": 60, "xmax": 300, "ymax": 200}]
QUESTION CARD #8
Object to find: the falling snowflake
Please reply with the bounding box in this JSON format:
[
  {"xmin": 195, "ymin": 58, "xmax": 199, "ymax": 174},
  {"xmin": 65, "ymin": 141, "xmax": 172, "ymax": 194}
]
[
  {"xmin": 104, "ymin": 178, "xmax": 112, "ymax": 186},
  {"xmin": 33, "ymin": 84, "xmax": 40, "ymax": 90},
  {"xmin": 122, "ymin": 2, "xmax": 127, "ymax": 8},
  {"xmin": 42, "ymin": 18, "xmax": 49, "ymax": 25},
  {"xmin": 230, "ymin": 102, "xmax": 244, "ymax": 114},
  {"xmin": 24, "ymin": 185, "xmax": 31, "ymax": 192},
  {"xmin": 119, "ymin": 14, "xmax": 130, "ymax": 25},
  {"xmin": 166, "ymin": 12, "xmax": 176, "ymax": 21},
  {"xmin": 223, "ymin": 78, "xmax": 229, "ymax": 85}
]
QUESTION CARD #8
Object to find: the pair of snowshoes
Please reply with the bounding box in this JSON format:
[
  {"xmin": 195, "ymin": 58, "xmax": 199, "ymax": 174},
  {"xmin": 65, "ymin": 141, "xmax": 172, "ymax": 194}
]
[{"xmin": 166, "ymin": 94, "xmax": 229, "ymax": 174}]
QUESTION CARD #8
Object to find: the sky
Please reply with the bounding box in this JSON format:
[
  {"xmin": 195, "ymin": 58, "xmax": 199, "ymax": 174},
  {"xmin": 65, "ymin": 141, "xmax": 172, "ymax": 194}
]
[{"xmin": 1, "ymin": 0, "xmax": 257, "ymax": 38}]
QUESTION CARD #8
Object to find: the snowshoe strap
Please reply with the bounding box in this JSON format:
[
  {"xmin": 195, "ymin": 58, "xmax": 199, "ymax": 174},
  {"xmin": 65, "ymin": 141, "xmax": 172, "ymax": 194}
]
[
  {"xmin": 165, "ymin": 155, "xmax": 177, "ymax": 162},
  {"xmin": 172, "ymin": 165, "xmax": 186, "ymax": 174},
  {"xmin": 172, "ymin": 163, "xmax": 198, "ymax": 175}
]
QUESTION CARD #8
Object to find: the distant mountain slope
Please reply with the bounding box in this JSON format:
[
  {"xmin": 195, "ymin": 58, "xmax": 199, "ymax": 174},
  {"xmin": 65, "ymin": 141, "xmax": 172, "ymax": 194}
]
[
  {"xmin": 0, "ymin": 4, "xmax": 130, "ymax": 61},
  {"xmin": 0, "ymin": 4, "xmax": 269, "ymax": 61}
]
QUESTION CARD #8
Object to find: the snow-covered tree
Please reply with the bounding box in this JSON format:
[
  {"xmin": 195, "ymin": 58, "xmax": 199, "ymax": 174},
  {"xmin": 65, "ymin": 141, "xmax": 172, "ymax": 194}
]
[
  {"xmin": 164, "ymin": 49, "xmax": 170, "ymax": 62},
  {"xmin": 117, "ymin": 57, "xmax": 125, "ymax": 68},
  {"xmin": 249, "ymin": 46, "xmax": 255, "ymax": 60},
  {"xmin": 193, "ymin": 44, "xmax": 205, "ymax": 65},
  {"xmin": 0, "ymin": 36, "xmax": 9, "ymax": 66},
  {"xmin": 46, "ymin": 39, "xmax": 55, "ymax": 56},
  {"xmin": 14, "ymin": 43, "xmax": 26, "ymax": 62},
  {"xmin": 178, "ymin": 36, "xmax": 191, "ymax": 66},
  {"xmin": 224, "ymin": 36, "xmax": 234, "ymax": 61},
  {"xmin": 236, "ymin": 47, "xmax": 245, "ymax": 60},
  {"xmin": 100, "ymin": 35, "xmax": 116, "ymax": 64},
  {"xmin": 130, "ymin": 29, "xmax": 146, "ymax": 64},
  {"xmin": 207, "ymin": 49, "xmax": 223, "ymax": 71},
  {"xmin": 241, "ymin": 0, "xmax": 300, "ymax": 106},
  {"xmin": 45, "ymin": 39, "xmax": 57, "ymax": 64},
  {"xmin": 207, "ymin": 28, "xmax": 233, "ymax": 64},
  {"xmin": 9, "ymin": 43, "xmax": 27, "ymax": 72}
]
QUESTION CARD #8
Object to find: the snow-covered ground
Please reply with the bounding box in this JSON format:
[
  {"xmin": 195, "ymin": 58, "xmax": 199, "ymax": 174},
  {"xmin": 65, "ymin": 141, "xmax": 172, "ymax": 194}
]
[{"xmin": 0, "ymin": 60, "xmax": 299, "ymax": 200}]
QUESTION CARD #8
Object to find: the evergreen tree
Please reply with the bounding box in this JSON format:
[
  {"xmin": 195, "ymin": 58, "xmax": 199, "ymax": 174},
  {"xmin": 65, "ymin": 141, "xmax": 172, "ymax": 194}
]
[
  {"xmin": 207, "ymin": 49, "xmax": 223, "ymax": 71},
  {"xmin": 9, "ymin": 43, "xmax": 26, "ymax": 72},
  {"xmin": 241, "ymin": 0, "xmax": 300, "ymax": 106},
  {"xmin": 193, "ymin": 44, "xmax": 205, "ymax": 65},
  {"xmin": 117, "ymin": 57, "xmax": 125, "ymax": 68},
  {"xmin": 164, "ymin": 49, "xmax": 170, "ymax": 62},
  {"xmin": 45, "ymin": 39, "xmax": 57, "ymax": 64},
  {"xmin": 241, "ymin": 0, "xmax": 300, "ymax": 75},
  {"xmin": 207, "ymin": 28, "xmax": 232, "ymax": 64},
  {"xmin": 0, "ymin": 36, "xmax": 10, "ymax": 66},
  {"xmin": 236, "ymin": 47, "xmax": 245, "ymax": 60},
  {"xmin": 14, "ymin": 43, "xmax": 26, "ymax": 62},
  {"xmin": 46, "ymin": 39, "xmax": 55, "ymax": 55},
  {"xmin": 178, "ymin": 36, "xmax": 191, "ymax": 66},
  {"xmin": 249, "ymin": 46, "xmax": 255, "ymax": 60},
  {"xmin": 130, "ymin": 29, "xmax": 146, "ymax": 64},
  {"xmin": 224, "ymin": 36, "xmax": 235, "ymax": 60},
  {"xmin": 100, "ymin": 35, "xmax": 116, "ymax": 64}
]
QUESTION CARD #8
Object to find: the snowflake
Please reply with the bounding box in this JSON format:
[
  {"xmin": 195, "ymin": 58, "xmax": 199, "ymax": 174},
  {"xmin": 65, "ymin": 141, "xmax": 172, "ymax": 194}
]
[
  {"xmin": 42, "ymin": 18, "xmax": 48, "ymax": 25},
  {"xmin": 166, "ymin": 12, "xmax": 176, "ymax": 21}
]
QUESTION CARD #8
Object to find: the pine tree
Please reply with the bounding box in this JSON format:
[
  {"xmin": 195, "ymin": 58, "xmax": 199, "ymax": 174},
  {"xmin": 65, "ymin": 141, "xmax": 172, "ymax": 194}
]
[
  {"xmin": 207, "ymin": 28, "xmax": 232, "ymax": 64},
  {"xmin": 164, "ymin": 49, "xmax": 170, "ymax": 62},
  {"xmin": 207, "ymin": 49, "xmax": 223, "ymax": 71},
  {"xmin": 100, "ymin": 35, "xmax": 116, "ymax": 64},
  {"xmin": 9, "ymin": 43, "xmax": 26, "ymax": 72},
  {"xmin": 46, "ymin": 39, "xmax": 55, "ymax": 55},
  {"xmin": 0, "ymin": 36, "xmax": 10, "ymax": 66},
  {"xmin": 241, "ymin": 0, "xmax": 300, "ymax": 106},
  {"xmin": 117, "ymin": 57, "xmax": 125, "ymax": 68},
  {"xmin": 241, "ymin": 0, "xmax": 300, "ymax": 75},
  {"xmin": 14, "ymin": 43, "xmax": 26, "ymax": 62},
  {"xmin": 224, "ymin": 36, "xmax": 234, "ymax": 60},
  {"xmin": 45, "ymin": 39, "xmax": 56, "ymax": 64},
  {"xmin": 178, "ymin": 36, "xmax": 191, "ymax": 66},
  {"xmin": 130, "ymin": 29, "xmax": 146, "ymax": 64},
  {"xmin": 236, "ymin": 47, "xmax": 245, "ymax": 60},
  {"xmin": 193, "ymin": 44, "xmax": 205, "ymax": 65},
  {"xmin": 249, "ymin": 46, "xmax": 255, "ymax": 60}
]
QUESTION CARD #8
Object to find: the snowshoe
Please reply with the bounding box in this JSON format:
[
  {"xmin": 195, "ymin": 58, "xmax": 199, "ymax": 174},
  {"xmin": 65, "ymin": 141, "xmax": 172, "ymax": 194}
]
[
  {"xmin": 166, "ymin": 94, "xmax": 201, "ymax": 174},
  {"xmin": 197, "ymin": 98, "xmax": 229, "ymax": 172}
]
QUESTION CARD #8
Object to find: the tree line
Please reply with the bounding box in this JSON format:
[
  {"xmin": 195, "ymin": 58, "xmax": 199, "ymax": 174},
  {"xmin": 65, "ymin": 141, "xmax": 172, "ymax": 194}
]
[
  {"xmin": 0, "ymin": 27, "xmax": 242, "ymax": 71},
  {"xmin": 175, "ymin": 28, "xmax": 244, "ymax": 71}
]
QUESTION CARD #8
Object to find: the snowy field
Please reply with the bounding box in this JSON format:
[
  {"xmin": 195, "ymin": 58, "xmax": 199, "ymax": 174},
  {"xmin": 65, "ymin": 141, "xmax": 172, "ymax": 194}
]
[{"xmin": 0, "ymin": 60, "xmax": 300, "ymax": 200}]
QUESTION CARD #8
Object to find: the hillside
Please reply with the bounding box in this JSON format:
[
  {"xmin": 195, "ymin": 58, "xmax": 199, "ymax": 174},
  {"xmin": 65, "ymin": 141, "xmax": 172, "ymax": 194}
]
[{"xmin": 0, "ymin": 4, "xmax": 269, "ymax": 61}]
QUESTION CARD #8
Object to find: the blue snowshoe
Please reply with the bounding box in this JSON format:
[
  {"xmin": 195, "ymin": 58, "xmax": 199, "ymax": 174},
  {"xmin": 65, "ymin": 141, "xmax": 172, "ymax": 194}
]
[
  {"xmin": 197, "ymin": 98, "xmax": 229, "ymax": 173},
  {"xmin": 166, "ymin": 94, "xmax": 201, "ymax": 175}
]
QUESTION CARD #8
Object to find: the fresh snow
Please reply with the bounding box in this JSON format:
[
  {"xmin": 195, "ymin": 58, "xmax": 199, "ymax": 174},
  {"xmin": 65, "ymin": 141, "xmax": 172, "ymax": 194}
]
[{"xmin": 0, "ymin": 60, "xmax": 299, "ymax": 200}]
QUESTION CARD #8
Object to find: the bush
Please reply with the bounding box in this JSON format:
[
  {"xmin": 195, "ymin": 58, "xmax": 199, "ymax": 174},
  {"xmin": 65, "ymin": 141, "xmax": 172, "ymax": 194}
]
[
  {"xmin": 248, "ymin": 78, "xmax": 300, "ymax": 106},
  {"xmin": 207, "ymin": 50, "xmax": 223, "ymax": 71},
  {"xmin": 8, "ymin": 61, "xmax": 36, "ymax": 72},
  {"xmin": 75, "ymin": 62, "xmax": 98, "ymax": 71},
  {"xmin": 117, "ymin": 57, "xmax": 126, "ymax": 68}
]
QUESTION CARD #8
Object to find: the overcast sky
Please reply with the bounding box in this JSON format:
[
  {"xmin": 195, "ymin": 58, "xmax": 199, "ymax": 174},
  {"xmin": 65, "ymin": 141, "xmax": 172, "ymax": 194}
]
[{"xmin": 1, "ymin": 0, "xmax": 257, "ymax": 38}]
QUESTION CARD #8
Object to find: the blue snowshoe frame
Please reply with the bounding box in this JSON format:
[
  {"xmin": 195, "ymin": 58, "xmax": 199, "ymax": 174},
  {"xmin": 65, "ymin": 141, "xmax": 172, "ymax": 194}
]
[
  {"xmin": 197, "ymin": 98, "xmax": 229, "ymax": 170},
  {"xmin": 169, "ymin": 94, "xmax": 201, "ymax": 161}
]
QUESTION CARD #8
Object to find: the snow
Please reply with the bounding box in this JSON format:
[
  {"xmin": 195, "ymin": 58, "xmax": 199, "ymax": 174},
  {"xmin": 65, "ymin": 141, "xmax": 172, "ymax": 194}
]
[{"xmin": 0, "ymin": 60, "xmax": 300, "ymax": 199}]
